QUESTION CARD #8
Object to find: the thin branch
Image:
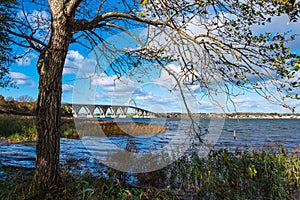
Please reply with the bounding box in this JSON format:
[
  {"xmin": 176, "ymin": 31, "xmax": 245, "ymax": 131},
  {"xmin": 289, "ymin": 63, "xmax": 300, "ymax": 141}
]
[
  {"xmin": 7, "ymin": 30, "xmax": 46, "ymax": 49},
  {"xmin": 104, "ymin": 22, "xmax": 144, "ymax": 46}
]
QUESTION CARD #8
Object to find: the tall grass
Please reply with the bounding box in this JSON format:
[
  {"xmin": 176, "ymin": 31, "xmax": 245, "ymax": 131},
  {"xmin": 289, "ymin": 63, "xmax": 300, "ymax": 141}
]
[{"xmin": 136, "ymin": 147, "xmax": 300, "ymax": 199}]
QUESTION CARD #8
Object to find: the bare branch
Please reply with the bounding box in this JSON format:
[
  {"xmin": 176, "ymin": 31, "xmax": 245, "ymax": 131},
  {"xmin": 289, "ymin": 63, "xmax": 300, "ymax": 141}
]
[
  {"xmin": 7, "ymin": 29, "xmax": 45, "ymax": 52},
  {"xmin": 104, "ymin": 22, "xmax": 144, "ymax": 46},
  {"xmin": 74, "ymin": 12, "xmax": 168, "ymax": 32},
  {"xmin": 66, "ymin": 0, "xmax": 83, "ymax": 16}
]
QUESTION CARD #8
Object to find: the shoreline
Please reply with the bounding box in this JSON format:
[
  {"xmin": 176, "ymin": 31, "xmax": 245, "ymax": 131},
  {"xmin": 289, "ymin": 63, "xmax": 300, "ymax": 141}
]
[
  {"xmin": 157, "ymin": 113, "xmax": 300, "ymax": 119},
  {"xmin": 1, "ymin": 112, "xmax": 300, "ymax": 119}
]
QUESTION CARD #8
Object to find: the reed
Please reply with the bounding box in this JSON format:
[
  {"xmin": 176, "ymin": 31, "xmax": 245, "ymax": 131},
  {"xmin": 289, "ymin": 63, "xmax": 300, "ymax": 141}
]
[{"xmin": 136, "ymin": 146, "xmax": 300, "ymax": 199}]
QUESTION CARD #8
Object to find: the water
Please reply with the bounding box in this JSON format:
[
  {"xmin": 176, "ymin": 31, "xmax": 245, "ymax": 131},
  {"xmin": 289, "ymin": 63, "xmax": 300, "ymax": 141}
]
[
  {"xmin": 214, "ymin": 118, "xmax": 300, "ymax": 152},
  {"xmin": 0, "ymin": 118, "xmax": 299, "ymax": 173}
]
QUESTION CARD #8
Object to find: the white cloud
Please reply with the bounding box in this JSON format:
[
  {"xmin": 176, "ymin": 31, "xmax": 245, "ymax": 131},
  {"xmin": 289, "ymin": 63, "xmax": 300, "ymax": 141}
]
[
  {"xmin": 227, "ymin": 95, "xmax": 300, "ymax": 113},
  {"xmin": 17, "ymin": 9, "xmax": 50, "ymax": 41},
  {"xmin": 63, "ymin": 50, "xmax": 85, "ymax": 75},
  {"xmin": 16, "ymin": 52, "xmax": 38, "ymax": 67},
  {"xmin": 62, "ymin": 84, "xmax": 74, "ymax": 93},
  {"xmin": 92, "ymin": 73, "xmax": 135, "ymax": 89},
  {"xmin": 68, "ymin": 50, "xmax": 84, "ymax": 60},
  {"xmin": 10, "ymin": 72, "xmax": 28, "ymax": 79},
  {"xmin": 16, "ymin": 57, "xmax": 31, "ymax": 66},
  {"xmin": 10, "ymin": 72, "xmax": 35, "ymax": 86},
  {"xmin": 90, "ymin": 73, "xmax": 137, "ymax": 103},
  {"xmin": 152, "ymin": 63, "xmax": 181, "ymax": 88},
  {"xmin": 232, "ymin": 97, "xmax": 265, "ymax": 104}
]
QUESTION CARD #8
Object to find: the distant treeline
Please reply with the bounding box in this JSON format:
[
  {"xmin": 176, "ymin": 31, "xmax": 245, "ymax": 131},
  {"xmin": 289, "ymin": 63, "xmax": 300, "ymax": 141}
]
[
  {"xmin": 0, "ymin": 95, "xmax": 36, "ymax": 116},
  {"xmin": 0, "ymin": 95, "xmax": 72, "ymax": 116},
  {"xmin": 157, "ymin": 112, "xmax": 300, "ymax": 118}
]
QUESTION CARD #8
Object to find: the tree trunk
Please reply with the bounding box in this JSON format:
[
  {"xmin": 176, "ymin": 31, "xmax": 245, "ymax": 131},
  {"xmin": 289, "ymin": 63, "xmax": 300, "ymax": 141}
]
[{"xmin": 32, "ymin": 8, "xmax": 73, "ymax": 193}]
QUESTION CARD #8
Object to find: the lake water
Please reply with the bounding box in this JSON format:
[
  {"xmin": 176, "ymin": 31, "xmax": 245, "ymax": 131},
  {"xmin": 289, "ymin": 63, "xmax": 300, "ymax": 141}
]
[{"xmin": 0, "ymin": 118, "xmax": 299, "ymax": 173}]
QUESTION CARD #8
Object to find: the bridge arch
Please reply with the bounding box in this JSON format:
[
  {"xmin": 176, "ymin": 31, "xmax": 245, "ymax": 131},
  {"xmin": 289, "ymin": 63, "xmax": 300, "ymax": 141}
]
[
  {"xmin": 78, "ymin": 106, "xmax": 92, "ymax": 117},
  {"xmin": 127, "ymin": 99, "xmax": 137, "ymax": 107},
  {"xmin": 105, "ymin": 107, "xmax": 116, "ymax": 117},
  {"xmin": 93, "ymin": 106, "xmax": 105, "ymax": 118}
]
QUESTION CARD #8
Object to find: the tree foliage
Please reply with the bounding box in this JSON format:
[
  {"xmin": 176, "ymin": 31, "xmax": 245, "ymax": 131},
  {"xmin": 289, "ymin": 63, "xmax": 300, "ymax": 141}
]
[
  {"xmin": 139, "ymin": 0, "xmax": 300, "ymax": 108},
  {"xmin": 0, "ymin": 0, "xmax": 16, "ymax": 88}
]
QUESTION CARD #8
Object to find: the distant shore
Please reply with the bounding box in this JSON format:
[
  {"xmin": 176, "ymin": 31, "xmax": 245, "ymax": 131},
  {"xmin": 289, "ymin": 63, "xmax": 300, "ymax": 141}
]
[
  {"xmin": 157, "ymin": 112, "xmax": 300, "ymax": 119},
  {"xmin": 1, "ymin": 112, "xmax": 299, "ymax": 119}
]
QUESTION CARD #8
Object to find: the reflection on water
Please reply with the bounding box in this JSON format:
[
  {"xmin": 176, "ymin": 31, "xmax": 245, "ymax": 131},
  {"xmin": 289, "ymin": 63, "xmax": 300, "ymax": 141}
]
[{"xmin": 0, "ymin": 118, "xmax": 299, "ymax": 173}]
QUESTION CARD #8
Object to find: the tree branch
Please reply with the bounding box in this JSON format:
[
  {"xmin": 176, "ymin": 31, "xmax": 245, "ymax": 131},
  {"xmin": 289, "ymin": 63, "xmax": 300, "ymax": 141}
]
[
  {"xmin": 66, "ymin": 0, "xmax": 83, "ymax": 16},
  {"xmin": 74, "ymin": 12, "xmax": 168, "ymax": 32},
  {"xmin": 7, "ymin": 29, "xmax": 46, "ymax": 52}
]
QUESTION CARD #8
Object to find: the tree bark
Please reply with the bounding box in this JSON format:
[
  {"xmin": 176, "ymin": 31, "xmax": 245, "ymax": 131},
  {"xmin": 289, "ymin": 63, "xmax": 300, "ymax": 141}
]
[{"xmin": 32, "ymin": 7, "xmax": 73, "ymax": 192}]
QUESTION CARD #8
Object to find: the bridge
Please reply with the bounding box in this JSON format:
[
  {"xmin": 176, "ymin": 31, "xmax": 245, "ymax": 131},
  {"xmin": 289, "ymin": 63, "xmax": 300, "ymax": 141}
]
[{"xmin": 64, "ymin": 104, "xmax": 156, "ymax": 118}]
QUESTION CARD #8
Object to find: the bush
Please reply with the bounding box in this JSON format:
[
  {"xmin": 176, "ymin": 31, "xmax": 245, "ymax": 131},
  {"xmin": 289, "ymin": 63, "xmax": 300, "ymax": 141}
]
[
  {"xmin": 0, "ymin": 115, "xmax": 79, "ymax": 142},
  {"xmin": 0, "ymin": 115, "xmax": 36, "ymax": 142}
]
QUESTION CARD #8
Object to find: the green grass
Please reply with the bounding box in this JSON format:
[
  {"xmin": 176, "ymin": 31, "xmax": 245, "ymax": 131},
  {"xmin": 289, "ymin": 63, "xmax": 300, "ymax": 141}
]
[{"xmin": 0, "ymin": 115, "xmax": 78, "ymax": 142}]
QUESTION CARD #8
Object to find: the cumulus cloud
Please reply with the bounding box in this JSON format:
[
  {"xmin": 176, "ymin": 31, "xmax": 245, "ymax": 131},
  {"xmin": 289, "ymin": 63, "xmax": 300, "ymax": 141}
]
[
  {"xmin": 63, "ymin": 50, "xmax": 85, "ymax": 75},
  {"xmin": 10, "ymin": 72, "xmax": 35, "ymax": 86},
  {"xmin": 90, "ymin": 73, "xmax": 137, "ymax": 103},
  {"xmin": 131, "ymin": 86, "xmax": 181, "ymax": 112}
]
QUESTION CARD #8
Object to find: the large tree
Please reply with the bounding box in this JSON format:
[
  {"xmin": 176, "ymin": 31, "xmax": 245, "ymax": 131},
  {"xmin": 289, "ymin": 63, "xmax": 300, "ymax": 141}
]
[
  {"xmin": 7, "ymin": 0, "xmax": 300, "ymax": 194},
  {"xmin": 0, "ymin": 0, "xmax": 16, "ymax": 88}
]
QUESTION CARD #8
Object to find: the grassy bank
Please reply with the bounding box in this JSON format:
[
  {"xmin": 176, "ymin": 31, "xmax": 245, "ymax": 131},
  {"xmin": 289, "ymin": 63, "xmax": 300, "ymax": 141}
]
[
  {"xmin": 0, "ymin": 115, "xmax": 78, "ymax": 142},
  {"xmin": 0, "ymin": 147, "xmax": 299, "ymax": 199}
]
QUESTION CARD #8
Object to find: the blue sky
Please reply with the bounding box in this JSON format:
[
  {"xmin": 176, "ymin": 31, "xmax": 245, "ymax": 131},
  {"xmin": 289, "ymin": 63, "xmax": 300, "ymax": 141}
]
[{"xmin": 2, "ymin": 9, "xmax": 300, "ymax": 114}]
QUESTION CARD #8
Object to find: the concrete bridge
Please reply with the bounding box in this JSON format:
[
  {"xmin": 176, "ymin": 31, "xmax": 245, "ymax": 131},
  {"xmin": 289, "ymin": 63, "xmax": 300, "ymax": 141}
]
[{"xmin": 65, "ymin": 104, "xmax": 156, "ymax": 118}]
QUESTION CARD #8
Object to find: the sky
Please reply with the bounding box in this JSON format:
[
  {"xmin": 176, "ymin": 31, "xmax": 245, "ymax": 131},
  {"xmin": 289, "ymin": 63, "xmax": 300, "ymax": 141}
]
[{"xmin": 1, "ymin": 5, "xmax": 300, "ymax": 114}]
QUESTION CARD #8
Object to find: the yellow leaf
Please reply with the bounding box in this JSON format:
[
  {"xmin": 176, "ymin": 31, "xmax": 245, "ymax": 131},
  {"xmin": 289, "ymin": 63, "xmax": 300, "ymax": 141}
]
[
  {"xmin": 136, "ymin": 11, "xmax": 148, "ymax": 17},
  {"xmin": 140, "ymin": 0, "xmax": 147, "ymax": 4}
]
